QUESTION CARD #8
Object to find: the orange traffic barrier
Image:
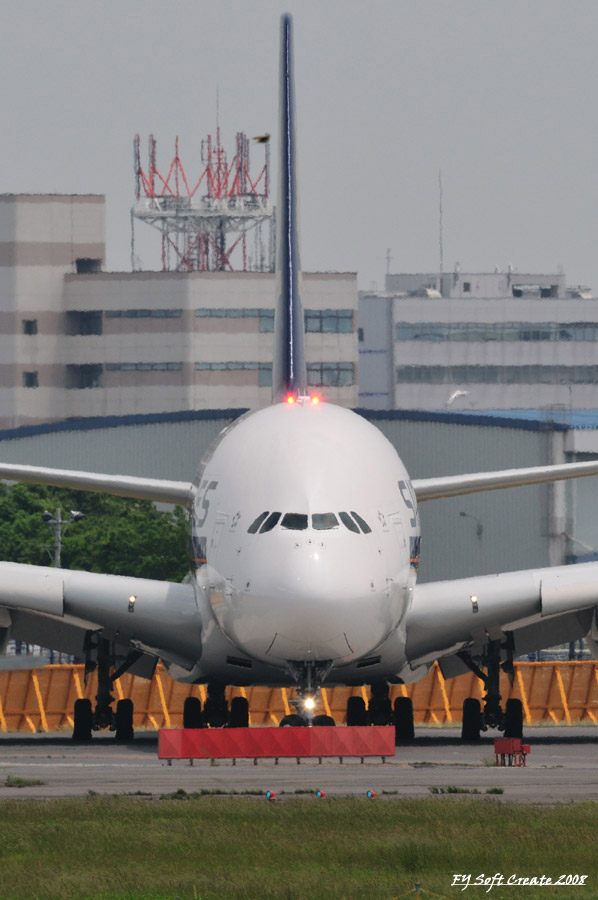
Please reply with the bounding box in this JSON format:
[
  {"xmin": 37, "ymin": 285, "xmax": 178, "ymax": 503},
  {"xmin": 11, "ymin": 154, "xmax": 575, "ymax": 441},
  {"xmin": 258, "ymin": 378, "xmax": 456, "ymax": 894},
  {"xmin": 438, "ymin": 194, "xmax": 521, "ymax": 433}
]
[{"xmin": 0, "ymin": 661, "xmax": 597, "ymax": 733}]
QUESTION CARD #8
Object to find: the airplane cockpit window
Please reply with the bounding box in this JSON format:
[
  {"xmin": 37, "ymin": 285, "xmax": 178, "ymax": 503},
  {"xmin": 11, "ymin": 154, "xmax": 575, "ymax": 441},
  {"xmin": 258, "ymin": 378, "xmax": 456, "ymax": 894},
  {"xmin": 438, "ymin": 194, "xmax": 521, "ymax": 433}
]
[
  {"xmin": 260, "ymin": 512, "xmax": 282, "ymax": 533},
  {"xmin": 248, "ymin": 512, "xmax": 269, "ymax": 534},
  {"xmin": 312, "ymin": 513, "xmax": 339, "ymax": 530},
  {"xmin": 339, "ymin": 511, "xmax": 360, "ymax": 533},
  {"xmin": 281, "ymin": 513, "xmax": 309, "ymax": 530},
  {"xmin": 351, "ymin": 511, "xmax": 372, "ymax": 534},
  {"xmin": 249, "ymin": 510, "xmax": 371, "ymax": 534}
]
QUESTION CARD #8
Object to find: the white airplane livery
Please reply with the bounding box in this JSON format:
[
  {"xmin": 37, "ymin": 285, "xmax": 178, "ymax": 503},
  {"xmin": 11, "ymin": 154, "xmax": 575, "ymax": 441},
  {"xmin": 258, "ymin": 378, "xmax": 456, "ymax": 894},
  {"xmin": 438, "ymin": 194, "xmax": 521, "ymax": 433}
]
[{"xmin": 1, "ymin": 14, "xmax": 598, "ymax": 740}]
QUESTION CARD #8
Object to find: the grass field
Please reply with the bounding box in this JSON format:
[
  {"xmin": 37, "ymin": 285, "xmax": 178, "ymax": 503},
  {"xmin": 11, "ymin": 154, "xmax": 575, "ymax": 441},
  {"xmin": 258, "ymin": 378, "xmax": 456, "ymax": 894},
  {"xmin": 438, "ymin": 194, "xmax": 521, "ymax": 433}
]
[{"xmin": 0, "ymin": 793, "xmax": 596, "ymax": 900}]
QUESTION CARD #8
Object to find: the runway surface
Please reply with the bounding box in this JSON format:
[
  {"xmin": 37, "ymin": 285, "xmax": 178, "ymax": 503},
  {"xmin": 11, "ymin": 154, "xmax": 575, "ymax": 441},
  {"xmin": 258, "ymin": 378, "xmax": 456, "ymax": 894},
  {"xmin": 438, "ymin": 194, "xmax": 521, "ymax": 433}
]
[{"xmin": 0, "ymin": 726, "xmax": 596, "ymax": 802}]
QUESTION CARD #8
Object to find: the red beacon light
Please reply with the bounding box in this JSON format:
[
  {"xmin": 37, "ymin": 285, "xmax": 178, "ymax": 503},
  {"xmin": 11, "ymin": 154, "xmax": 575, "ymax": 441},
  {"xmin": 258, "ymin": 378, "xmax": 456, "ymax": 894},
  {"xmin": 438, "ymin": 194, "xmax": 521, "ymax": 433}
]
[
  {"xmin": 287, "ymin": 396, "xmax": 295, "ymax": 404},
  {"xmin": 311, "ymin": 396, "xmax": 320, "ymax": 405}
]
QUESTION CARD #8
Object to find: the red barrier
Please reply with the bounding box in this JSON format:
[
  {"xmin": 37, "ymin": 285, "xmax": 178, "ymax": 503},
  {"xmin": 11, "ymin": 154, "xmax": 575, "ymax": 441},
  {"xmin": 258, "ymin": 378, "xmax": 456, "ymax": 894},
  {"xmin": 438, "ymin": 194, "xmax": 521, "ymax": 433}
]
[
  {"xmin": 158, "ymin": 726, "xmax": 395, "ymax": 760},
  {"xmin": 494, "ymin": 737, "xmax": 530, "ymax": 767}
]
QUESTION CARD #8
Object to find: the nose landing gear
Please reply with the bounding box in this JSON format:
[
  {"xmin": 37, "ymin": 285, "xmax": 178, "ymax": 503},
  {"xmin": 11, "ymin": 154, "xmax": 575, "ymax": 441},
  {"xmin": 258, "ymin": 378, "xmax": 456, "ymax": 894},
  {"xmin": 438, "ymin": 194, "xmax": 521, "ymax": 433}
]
[{"xmin": 285, "ymin": 660, "xmax": 333, "ymax": 725}]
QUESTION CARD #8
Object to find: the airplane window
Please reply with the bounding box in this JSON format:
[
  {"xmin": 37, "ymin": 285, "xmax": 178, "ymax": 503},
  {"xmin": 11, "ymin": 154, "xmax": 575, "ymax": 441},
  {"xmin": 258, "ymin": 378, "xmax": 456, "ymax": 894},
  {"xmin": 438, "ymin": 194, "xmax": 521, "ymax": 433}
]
[
  {"xmin": 281, "ymin": 513, "xmax": 308, "ymax": 530},
  {"xmin": 260, "ymin": 512, "xmax": 282, "ymax": 533},
  {"xmin": 312, "ymin": 513, "xmax": 339, "ymax": 530},
  {"xmin": 248, "ymin": 512, "xmax": 269, "ymax": 534},
  {"xmin": 339, "ymin": 512, "xmax": 360, "ymax": 534},
  {"xmin": 351, "ymin": 511, "xmax": 372, "ymax": 534}
]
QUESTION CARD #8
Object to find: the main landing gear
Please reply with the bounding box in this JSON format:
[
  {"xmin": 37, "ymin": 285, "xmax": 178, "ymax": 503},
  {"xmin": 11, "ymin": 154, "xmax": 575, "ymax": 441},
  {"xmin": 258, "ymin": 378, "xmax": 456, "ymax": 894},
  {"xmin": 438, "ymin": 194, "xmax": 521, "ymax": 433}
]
[
  {"xmin": 346, "ymin": 682, "xmax": 415, "ymax": 744},
  {"xmin": 181, "ymin": 682, "xmax": 250, "ymax": 730},
  {"xmin": 72, "ymin": 635, "xmax": 142, "ymax": 742},
  {"xmin": 458, "ymin": 636, "xmax": 524, "ymax": 741}
]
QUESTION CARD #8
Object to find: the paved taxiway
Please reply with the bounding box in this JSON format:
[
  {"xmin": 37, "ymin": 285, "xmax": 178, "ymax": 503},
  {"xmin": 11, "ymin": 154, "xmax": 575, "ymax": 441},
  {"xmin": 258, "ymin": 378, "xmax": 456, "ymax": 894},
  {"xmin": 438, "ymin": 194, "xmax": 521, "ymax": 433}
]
[{"xmin": 0, "ymin": 727, "xmax": 596, "ymax": 802}]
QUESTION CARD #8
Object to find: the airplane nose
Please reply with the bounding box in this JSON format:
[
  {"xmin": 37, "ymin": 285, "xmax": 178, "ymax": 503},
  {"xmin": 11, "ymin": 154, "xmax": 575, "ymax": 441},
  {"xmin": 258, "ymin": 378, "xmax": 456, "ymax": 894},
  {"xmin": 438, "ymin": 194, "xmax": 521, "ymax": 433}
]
[{"xmin": 226, "ymin": 538, "xmax": 401, "ymax": 664}]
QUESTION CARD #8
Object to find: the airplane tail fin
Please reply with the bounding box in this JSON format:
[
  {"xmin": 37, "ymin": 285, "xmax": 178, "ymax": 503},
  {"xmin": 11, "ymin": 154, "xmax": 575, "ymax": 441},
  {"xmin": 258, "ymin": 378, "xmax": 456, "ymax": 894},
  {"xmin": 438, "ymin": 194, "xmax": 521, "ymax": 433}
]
[{"xmin": 272, "ymin": 13, "xmax": 308, "ymax": 404}]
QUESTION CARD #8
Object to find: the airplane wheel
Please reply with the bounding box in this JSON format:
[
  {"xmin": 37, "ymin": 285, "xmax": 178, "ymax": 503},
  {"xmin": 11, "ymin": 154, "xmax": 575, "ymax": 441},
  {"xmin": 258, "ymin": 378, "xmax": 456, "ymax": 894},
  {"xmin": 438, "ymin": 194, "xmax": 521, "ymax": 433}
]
[
  {"xmin": 279, "ymin": 714, "xmax": 307, "ymax": 726},
  {"xmin": 368, "ymin": 682, "xmax": 392, "ymax": 725},
  {"xmin": 203, "ymin": 682, "xmax": 229, "ymax": 728},
  {"xmin": 228, "ymin": 696, "xmax": 249, "ymax": 728},
  {"xmin": 461, "ymin": 697, "xmax": 481, "ymax": 741},
  {"xmin": 369, "ymin": 697, "xmax": 392, "ymax": 726},
  {"xmin": 346, "ymin": 696, "xmax": 367, "ymax": 726},
  {"xmin": 504, "ymin": 698, "xmax": 523, "ymax": 739},
  {"xmin": 183, "ymin": 696, "xmax": 204, "ymax": 729},
  {"xmin": 393, "ymin": 697, "xmax": 415, "ymax": 742},
  {"xmin": 72, "ymin": 698, "xmax": 93, "ymax": 742},
  {"xmin": 114, "ymin": 699, "xmax": 134, "ymax": 741},
  {"xmin": 312, "ymin": 714, "xmax": 335, "ymax": 726}
]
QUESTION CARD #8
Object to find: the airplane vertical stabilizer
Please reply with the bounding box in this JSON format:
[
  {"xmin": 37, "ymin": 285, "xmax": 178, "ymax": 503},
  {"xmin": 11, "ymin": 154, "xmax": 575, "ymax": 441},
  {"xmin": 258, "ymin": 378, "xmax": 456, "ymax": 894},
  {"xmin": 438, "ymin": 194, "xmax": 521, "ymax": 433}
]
[{"xmin": 272, "ymin": 13, "xmax": 308, "ymax": 404}]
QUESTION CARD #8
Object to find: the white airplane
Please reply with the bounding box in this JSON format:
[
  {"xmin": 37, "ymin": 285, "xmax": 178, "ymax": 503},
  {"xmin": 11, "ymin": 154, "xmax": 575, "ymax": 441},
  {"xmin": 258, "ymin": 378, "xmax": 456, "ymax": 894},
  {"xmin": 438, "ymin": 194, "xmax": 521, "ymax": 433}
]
[{"xmin": 1, "ymin": 14, "xmax": 598, "ymax": 741}]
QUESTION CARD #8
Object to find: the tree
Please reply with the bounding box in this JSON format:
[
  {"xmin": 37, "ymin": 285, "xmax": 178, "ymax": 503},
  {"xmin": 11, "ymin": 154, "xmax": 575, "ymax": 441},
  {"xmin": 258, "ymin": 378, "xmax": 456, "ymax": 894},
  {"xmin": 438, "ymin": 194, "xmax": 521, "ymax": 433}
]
[{"xmin": 0, "ymin": 483, "xmax": 191, "ymax": 581}]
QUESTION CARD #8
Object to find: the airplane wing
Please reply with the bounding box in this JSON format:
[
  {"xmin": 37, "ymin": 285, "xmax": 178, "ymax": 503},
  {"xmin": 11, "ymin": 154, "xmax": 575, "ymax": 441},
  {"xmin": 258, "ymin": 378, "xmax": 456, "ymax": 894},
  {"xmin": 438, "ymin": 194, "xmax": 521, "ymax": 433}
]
[
  {"xmin": 2, "ymin": 455, "xmax": 598, "ymax": 508},
  {"xmin": 0, "ymin": 561, "xmax": 200, "ymax": 672},
  {"xmin": 405, "ymin": 560, "xmax": 598, "ymax": 677},
  {"xmin": 0, "ymin": 462, "xmax": 194, "ymax": 507},
  {"xmin": 412, "ymin": 458, "xmax": 598, "ymax": 501}
]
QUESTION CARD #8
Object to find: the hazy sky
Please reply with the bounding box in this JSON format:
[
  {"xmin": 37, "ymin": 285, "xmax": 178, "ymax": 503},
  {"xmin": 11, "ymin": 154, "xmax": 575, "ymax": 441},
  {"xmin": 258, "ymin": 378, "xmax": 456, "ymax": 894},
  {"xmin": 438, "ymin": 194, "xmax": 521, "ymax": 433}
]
[{"xmin": 2, "ymin": 0, "xmax": 598, "ymax": 291}]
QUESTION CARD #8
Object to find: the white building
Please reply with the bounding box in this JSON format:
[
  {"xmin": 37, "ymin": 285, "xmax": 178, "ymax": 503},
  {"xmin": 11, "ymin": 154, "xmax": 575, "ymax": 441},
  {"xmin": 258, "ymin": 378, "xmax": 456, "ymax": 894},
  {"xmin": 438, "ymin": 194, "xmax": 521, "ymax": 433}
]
[
  {"xmin": 359, "ymin": 270, "xmax": 596, "ymax": 411},
  {"xmin": 0, "ymin": 194, "xmax": 358, "ymax": 427}
]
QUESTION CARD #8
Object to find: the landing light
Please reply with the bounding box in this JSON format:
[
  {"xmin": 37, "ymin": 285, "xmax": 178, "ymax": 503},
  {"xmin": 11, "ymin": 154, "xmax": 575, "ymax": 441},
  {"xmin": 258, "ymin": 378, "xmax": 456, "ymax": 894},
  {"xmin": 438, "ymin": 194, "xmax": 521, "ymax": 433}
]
[{"xmin": 303, "ymin": 696, "xmax": 316, "ymax": 711}]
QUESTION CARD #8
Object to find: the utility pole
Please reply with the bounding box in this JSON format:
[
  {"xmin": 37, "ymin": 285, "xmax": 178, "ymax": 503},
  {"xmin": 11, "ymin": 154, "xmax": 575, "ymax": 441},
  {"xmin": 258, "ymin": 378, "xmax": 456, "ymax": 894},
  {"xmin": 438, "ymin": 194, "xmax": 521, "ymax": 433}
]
[
  {"xmin": 40, "ymin": 509, "xmax": 84, "ymax": 663},
  {"xmin": 42, "ymin": 508, "xmax": 84, "ymax": 568}
]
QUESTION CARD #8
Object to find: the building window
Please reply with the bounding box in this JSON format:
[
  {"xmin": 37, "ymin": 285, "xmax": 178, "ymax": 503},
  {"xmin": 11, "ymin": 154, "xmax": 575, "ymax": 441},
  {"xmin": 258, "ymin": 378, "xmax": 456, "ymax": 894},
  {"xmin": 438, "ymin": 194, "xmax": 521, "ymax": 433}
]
[
  {"xmin": 463, "ymin": 282, "xmax": 471, "ymax": 293},
  {"xmin": 66, "ymin": 311, "xmax": 103, "ymax": 335},
  {"xmin": 22, "ymin": 371, "xmax": 38, "ymax": 388},
  {"xmin": 258, "ymin": 363, "xmax": 273, "ymax": 386},
  {"xmin": 193, "ymin": 361, "xmax": 273, "ymax": 386},
  {"xmin": 395, "ymin": 321, "xmax": 598, "ymax": 343},
  {"xmin": 22, "ymin": 319, "xmax": 38, "ymax": 335},
  {"xmin": 193, "ymin": 307, "xmax": 354, "ymax": 334},
  {"xmin": 307, "ymin": 362, "xmax": 354, "ymax": 387},
  {"xmin": 106, "ymin": 309, "xmax": 182, "ymax": 319},
  {"xmin": 66, "ymin": 364, "xmax": 103, "ymax": 389},
  {"xmin": 358, "ymin": 327, "xmax": 364, "ymax": 343},
  {"xmin": 194, "ymin": 307, "xmax": 274, "ymax": 332},
  {"xmin": 75, "ymin": 258, "xmax": 102, "ymax": 274},
  {"xmin": 106, "ymin": 362, "xmax": 183, "ymax": 371},
  {"xmin": 305, "ymin": 309, "xmax": 354, "ymax": 333},
  {"xmin": 395, "ymin": 364, "xmax": 598, "ymax": 385}
]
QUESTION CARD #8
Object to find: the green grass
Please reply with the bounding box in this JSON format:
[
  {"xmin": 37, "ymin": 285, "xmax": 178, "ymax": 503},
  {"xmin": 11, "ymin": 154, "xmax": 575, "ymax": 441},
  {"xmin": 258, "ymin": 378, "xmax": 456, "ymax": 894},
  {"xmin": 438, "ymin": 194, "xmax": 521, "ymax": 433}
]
[
  {"xmin": 4, "ymin": 774, "xmax": 46, "ymax": 788},
  {"xmin": 0, "ymin": 795, "xmax": 596, "ymax": 899}
]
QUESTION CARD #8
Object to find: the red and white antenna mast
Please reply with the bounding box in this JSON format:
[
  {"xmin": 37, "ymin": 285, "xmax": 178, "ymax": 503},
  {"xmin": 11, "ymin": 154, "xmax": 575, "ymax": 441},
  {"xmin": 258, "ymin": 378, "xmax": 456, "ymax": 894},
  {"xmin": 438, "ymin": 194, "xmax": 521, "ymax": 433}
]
[{"xmin": 131, "ymin": 132, "xmax": 274, "ymax": 272}]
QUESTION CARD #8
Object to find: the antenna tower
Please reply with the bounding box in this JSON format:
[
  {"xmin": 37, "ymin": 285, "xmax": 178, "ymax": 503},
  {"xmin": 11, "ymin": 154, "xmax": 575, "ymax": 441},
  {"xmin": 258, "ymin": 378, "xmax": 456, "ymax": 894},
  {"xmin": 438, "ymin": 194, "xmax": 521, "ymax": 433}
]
[{"xmin": 131, "ymin": 131, "xmax": 275, "ymax": 272}]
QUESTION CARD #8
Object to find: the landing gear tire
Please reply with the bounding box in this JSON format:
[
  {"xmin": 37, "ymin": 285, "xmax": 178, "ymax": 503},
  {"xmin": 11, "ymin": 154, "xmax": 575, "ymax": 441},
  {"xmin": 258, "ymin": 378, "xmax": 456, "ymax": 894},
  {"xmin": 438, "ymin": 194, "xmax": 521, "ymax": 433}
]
[
  {"xmin": 346, "ymin": 696, "xmax": 367, "ymax": 726},
  {"xmin": 114, "ymin": 699, "xmax": 134, "ymax": 742},
  {"xmin": 203, "ymin": 682, "xmax": 229, "ymax": 728},
  {"xmin": 72, "ymin": 698, "xmax": 93, "ymax": 742},
  {"xmin": 183, "ymin": 696, "xmax": 204, "ymax": 729},
  {"xmin": 312, "ymin": 714, "xmax": 335, "ymax": 726},
  {"xmin": 279, "ymin": 714, "xmax": 307, "ymax": 727},
  {"xmin": 504, "ymin": 698, "xmax": 523, "ymax": 739},
  {"xmin": 228, "ymin": 696, "xmax": 249, "ymax": 728},
  {"xmin": 461, "ymin": 697, "xmax": 482, "ymax": 741},
  {"xmin": 368, "ymin": 683, "xmax": 392, "ymax": 726},
  {"xmin": 393, "ymin": 697, "xmax": 415, "ymax": 742}
]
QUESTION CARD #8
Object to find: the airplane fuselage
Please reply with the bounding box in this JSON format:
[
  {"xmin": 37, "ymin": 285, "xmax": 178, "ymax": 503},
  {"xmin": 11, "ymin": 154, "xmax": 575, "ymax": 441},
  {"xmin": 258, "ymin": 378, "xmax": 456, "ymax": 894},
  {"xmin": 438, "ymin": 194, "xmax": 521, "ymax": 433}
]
[{"xmin": 189, "ymin": 400, "xmax": 420, "ymax": 684}]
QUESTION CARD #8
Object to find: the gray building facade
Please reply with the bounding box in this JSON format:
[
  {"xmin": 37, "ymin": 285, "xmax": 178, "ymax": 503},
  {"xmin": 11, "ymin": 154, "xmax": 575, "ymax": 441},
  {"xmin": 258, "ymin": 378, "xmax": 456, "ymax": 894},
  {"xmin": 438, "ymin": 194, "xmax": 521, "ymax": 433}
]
[
  {"xmin": 0, "ymin": 194, "xmax": 359, "ymax": 428},
  {"xmin": 359, "ymin": 270, "xmax": 597, "ymax": 411}
]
